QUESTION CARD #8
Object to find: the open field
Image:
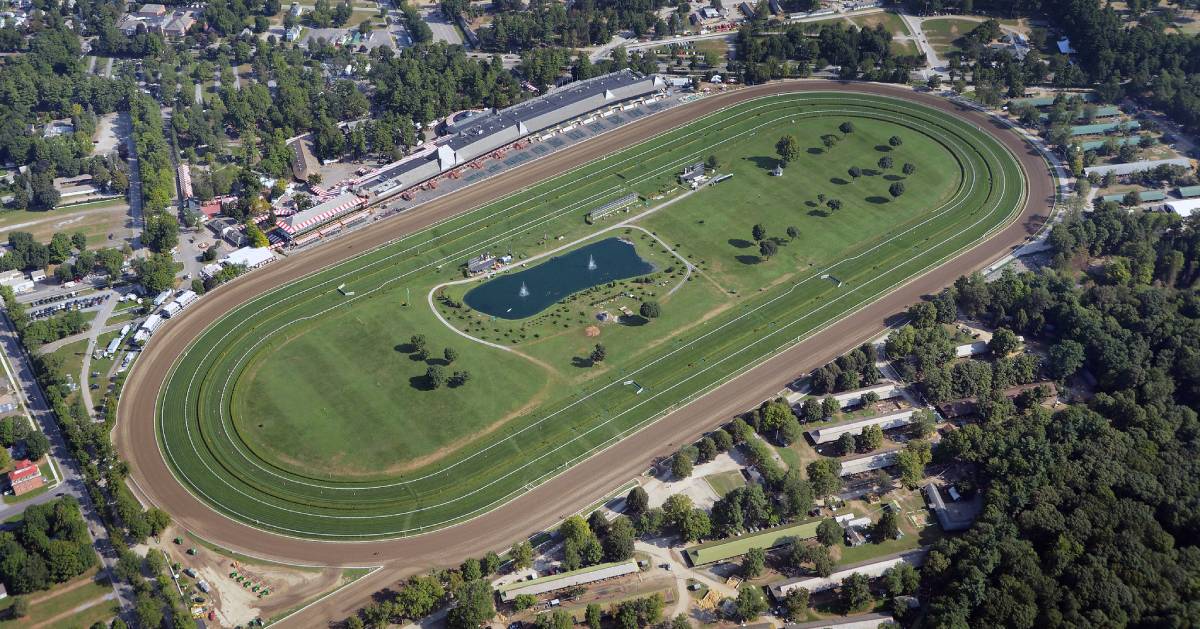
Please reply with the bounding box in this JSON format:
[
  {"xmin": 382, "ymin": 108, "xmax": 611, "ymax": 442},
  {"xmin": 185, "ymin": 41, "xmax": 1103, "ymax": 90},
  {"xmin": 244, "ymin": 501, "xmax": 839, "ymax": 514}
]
[
  {"xmin": 149, "ymin": 91, "xmax": 1026, "ymax": 540},
  {"xmin": 921, "ymin": 18, "xmax": 979, "ymax": 57},
  {"xmin": 685, "ymin": 517, "xmax": 825, "ymax": 565},
  {"xmin": 0, "ymin": 198, "xmax": 131, "ymax": 248},
  {"xmin": 0, "ymin": 568, "xmax": 116, "ymax": 628}
]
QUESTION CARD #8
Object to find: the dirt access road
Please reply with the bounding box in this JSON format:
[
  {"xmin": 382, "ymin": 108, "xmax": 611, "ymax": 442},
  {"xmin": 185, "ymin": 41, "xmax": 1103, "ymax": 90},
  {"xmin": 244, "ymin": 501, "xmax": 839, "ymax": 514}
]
[{"xmin": 114, "ymin": 80, "xmax": 1053, "ymax": 626}]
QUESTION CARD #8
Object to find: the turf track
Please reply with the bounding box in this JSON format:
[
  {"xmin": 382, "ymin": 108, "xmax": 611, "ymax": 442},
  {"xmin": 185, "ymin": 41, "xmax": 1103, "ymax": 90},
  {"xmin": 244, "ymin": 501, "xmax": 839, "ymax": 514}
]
[{"xmin": 150, "ymin": 90, "xmax": 1025, "ymax": 540}]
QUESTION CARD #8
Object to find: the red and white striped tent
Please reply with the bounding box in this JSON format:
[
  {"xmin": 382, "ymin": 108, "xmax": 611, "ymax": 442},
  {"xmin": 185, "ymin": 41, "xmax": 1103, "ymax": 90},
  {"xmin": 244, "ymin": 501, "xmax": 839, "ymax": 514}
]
[{"xmin": 276, "ymin": 192, "xmax": 364, "ymax": 235}]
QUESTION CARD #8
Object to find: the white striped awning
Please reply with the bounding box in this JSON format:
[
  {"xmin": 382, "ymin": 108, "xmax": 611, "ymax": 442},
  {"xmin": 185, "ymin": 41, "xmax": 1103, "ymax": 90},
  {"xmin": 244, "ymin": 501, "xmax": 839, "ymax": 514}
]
[{"xmin": 277, "ymin": 192, "xmax": 363, "ymax": 234}]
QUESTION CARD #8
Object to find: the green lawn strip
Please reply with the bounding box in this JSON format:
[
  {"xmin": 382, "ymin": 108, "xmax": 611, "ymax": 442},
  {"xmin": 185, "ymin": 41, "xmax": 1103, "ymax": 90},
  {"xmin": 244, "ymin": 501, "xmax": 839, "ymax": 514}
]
[
  {"xmin": 156, "ymin": 93, "xmax": 1025, "ymax": 538},
  {"xmin": 0, "ymin": 570, "xmax": 114, "ymax": 628},
  {"xmin": 921, "ymin": 18, "xmax": 979, "ymax": 55},
  {"xmin": 104, "ymin": 311, "xmax": 136, "ymax": 326},
  {"xmin": 685, "ymin": 517, "xmax": 827, "ymax": 565},
  {"xmin": 703, "ymin": 470, "xmax": 746, "ymax": 497}
]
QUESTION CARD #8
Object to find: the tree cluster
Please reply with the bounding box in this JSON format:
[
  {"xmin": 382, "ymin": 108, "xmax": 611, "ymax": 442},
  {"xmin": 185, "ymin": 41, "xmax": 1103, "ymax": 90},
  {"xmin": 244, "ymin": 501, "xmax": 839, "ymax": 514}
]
[{"xmin": 0, "ymin": 497, "xmax": 98, "ymax": 595}]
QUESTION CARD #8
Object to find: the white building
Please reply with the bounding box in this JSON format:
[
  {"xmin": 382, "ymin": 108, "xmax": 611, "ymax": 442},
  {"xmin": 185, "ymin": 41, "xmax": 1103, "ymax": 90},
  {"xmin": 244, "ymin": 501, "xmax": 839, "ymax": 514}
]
[
  {"xmin": 1165, "ymin": 198, "xmax": 1200, "ymax": 218},
  {"xmin": 222, "ymin": 247, "xmax": 274, "ymax": 269},
  {"xmin": 0, "ymin": 270, "xmax": 34, "ymax": 294},
  {"xmin": 805, "ymin": 410, "xmax": 919, "ymax": 445}
]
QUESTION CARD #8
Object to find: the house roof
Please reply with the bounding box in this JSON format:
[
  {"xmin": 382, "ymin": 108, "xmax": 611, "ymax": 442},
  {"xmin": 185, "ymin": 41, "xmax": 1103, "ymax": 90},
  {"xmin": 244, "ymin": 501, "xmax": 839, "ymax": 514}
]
[{"xmin": 9, "ymin": 459, "xmax": 40, "ymax": 482}]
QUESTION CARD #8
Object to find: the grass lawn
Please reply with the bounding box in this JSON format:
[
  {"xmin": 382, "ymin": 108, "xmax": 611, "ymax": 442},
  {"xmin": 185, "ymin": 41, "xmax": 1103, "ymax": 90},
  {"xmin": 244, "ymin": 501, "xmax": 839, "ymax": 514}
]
[
  {"xmin": 47, "ymin": 338, "xmax": 90, "ymax": 404},
  {"xmin": 921, "ymin": 18, "xmax": 979, "ymax": 57},
  {"xmin": 846, "ymin": 9, "xmax": 919, "ymax": 55},
  {"xmin": 704, "ymin": 470, "xmax": 747, "ymax": 497},
  {"xmin": 0, "ymin": 568, "xmax": 116, "ymax": 628},
  {"xmin": 685, "ymin": 517, "xmax": 828, "ymax": 565},
  {"xmin": 159, "ymin": 92, "xmax": 1026, "ymax": 538},
  {"xmin": 0, "ymin": 200, "xmax": 130, "ymax": 249}
]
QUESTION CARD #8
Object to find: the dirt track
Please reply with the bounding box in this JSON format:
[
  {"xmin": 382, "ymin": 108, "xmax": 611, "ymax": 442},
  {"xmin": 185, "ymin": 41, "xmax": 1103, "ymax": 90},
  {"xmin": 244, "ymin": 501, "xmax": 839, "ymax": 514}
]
[{"xmin": 114, "ymin": 81, "xmax": 1053, "ymax": 626}]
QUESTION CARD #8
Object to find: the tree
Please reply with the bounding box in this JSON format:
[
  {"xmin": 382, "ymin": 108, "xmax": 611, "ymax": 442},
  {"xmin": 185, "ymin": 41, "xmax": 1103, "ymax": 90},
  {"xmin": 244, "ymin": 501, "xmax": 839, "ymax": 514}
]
[
  {"xmin": 878, "ymin": 156, "xmax": 893, "ymax": 170},
  {"xmin": 10, "ymin": 596, "xmax": 27, "ymax": 618},
  {"xmin": 625, "ymin": 486, "xmax": 649, "ymax": 515},
  {"xmin": 840, "ymin": 573, "xmax": 871, "ymax": 613},
  {"xmin": 888, "ymin": 135, "xmax": 903, "ymax": 147},
  {"xmin": 513, "ymin": 594, "xmax": 537, "ymax": 610},
  {"xmin": 821, "ymin": 396, "xmax": 840, "ymax": 418},
  {"xmin": 859, "ymin": 424, "xmax": 883, "ymax": 452},
  {"xmin": 24, "ymin": 431, "xmax": 50, "ymax": 460},
  {"xmin": 751, "ymin": 223, "xmax": 766, "ymax": 242},
  {"xmin": 639, "ymin": 301, "xmax": 661, "ymax": 319},
  {"xmin": 133, "ymin": 253, "xmax": 179, "ymax": 293},
  {"xmin": 143, "ymin": 212, "xmax": 180, "ymax": 253},
  {"xmin": 426, "ymin": 365, "xmax": 447, "ymax": 389},
  {"xmin": 671, "ymin": 451, "xmax": 693, "ymax": 479},
  {"xmin": 884, "ymin": 562, "xmax": 919, "ymax": 598},
  {"xmin": 461, "ymin": 557, "xmax": 482, "ymax": 581},
  {"xmin": 590, "ymin": 343, "xmax": 607, "ymax": 364},
  {"xmin": 534, "ymin": 609, "xmax": 573, "ymax": 629},
  {"xmin": 670, "ymin": 613, "xmax": 690, "ymax": 629},
  {"xmin": 510, "ymin": 540, "xmax": 533, "ymax": 570},
  {"xmin": 889, "ymin": 182, "xmax": 905, "ymax": 198},
  {"xmin": 902, "ymin": 162, "xmax": 916, "ymax": 176},
  {"xmin": 875, "ymin": 510, "xmax": 900, "ymax": 540},
  {"xmin": 835, "ymin": 431, "xmax": 855, "ymax": 456},
  {"xmin": 452, "ymin": 370, "xmax": 471, "ymax": 387},
  {"xmin": 758, "ymin": 239, "xmax": 777, "ymax": 259},
  {"xmin": 816, "ymin": 518, "xmax": 842, "ymax": 547},
  {"xmin": 806, "ymin": 459, "xmax": 841, "ymax": 497},
  {"xmin": 706, "ymin": 154, "xmax": 720, "ymax": 170},
  {"xmin": 989, "ymin": 327, "xmax": 1020, "ymax": 356},
  {"xmin": 1047, "ymin": 340, "xmax": 1084, "ymax": 380},
  {"xmin": 786, "ymin": 226, "xmax": 799, "ymax": 240},
  {"xmin": 839, "ymin": 121, "xmax": 855, "ymax": 134},
  {"xmin": 447, "ymin": 580, "xmax": 494, "ymax": 629},
  {"xmin": 443, "ymin": 347, "xmax": 458, "ymax": 364},
  {"xmin": 735, "ymin": 585, "xmax": 768, "ymax": 621},
  {"xmin": 743, "ymin": 547, "xmax": 765, "ymax": 578},
  {"xmin": 396, "ymin": 574, "xmax": 445, "ymax": 619},
  {"xmin": 604, "ymin": 517, "xmax": 635, "ymax": 562},
  {"xmin": 848, "ymin": 166, "xmax": 862, "ymax": 178},
  {"xmin": 679, "ymin": 508, "xmax": 711, "ymax": 542},
  {"xmin": 775, "ymin": 135, "xmax": 800, "ymax": 164},
  {"xmin": 410, "ymin": 334, "xmax": 427, "ymax": 353},
  {"xmin": 826, "ymin": 198, "xmax": 842, "ymax": 212},
  {"xmin": 783, "ymin": 587, "xmax": 810, "ymax": 622},
  {"xmin": 585, "ymin": 603, "xmax": 602, "ymax": 629}
]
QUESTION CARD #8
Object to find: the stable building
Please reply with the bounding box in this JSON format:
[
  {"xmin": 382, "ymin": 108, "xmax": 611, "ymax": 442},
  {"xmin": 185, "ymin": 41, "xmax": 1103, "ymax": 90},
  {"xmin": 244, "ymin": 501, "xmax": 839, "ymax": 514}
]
[{"xmin": 805, "ymin": 410, "xmax": 918, "ymax": 445}]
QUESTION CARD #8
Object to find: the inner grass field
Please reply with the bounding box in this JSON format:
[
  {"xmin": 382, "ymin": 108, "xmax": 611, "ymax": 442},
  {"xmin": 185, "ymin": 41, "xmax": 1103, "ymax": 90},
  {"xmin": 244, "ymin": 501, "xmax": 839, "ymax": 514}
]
[{"xmin": 157, "ymin": 92, "xmax": 1027, "ymax": 539}]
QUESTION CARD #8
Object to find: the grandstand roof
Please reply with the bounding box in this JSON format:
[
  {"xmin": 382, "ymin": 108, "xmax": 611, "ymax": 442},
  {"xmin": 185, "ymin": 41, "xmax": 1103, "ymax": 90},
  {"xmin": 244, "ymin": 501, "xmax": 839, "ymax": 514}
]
[
  {"xmin": 449, "ymin": 70, "xmax": 654, "ymax": 151},
  {"xmin": 277, "ymin": 192, "xmax": 363, "ymax": 235}
]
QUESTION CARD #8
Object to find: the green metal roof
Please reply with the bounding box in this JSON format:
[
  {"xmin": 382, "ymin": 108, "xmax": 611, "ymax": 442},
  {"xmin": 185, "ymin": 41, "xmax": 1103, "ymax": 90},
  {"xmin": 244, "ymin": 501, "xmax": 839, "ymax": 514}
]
[
  {"xmin": 1010, "ymin": 92, "xmax": 1096, "ymax": 108},
  {"xmin": 1101, "ymin": 190, "xmax": 1166, "ymax": 203},
  {"xmin": 1178, "ymin": 185, "xmax": 1200, "ymax": 199},
  {"xmin": 1071, "ymin": 121, "xmax": 1141, "ymax": 136},
  {"xmin": 1080, "ymin": 136, "xmax": 1141, "ymax": 151}
]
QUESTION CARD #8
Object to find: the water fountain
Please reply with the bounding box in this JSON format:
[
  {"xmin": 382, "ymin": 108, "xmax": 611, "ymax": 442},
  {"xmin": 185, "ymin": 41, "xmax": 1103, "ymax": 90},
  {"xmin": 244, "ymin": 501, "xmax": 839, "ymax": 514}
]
[
  {"xmin": 587, "ymin": 254, "xmax": 597, "ymax": 271},
  {"xmin": 518, "ymin": 282, "xmax": 530, "ymax": 298}
]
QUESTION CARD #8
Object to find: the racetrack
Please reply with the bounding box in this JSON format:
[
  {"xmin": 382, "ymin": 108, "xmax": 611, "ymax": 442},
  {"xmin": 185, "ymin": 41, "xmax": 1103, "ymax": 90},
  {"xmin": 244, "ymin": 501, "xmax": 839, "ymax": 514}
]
[{"xmin": 114, "ymin": 80, "xmax": 1053, "ymax": 625}]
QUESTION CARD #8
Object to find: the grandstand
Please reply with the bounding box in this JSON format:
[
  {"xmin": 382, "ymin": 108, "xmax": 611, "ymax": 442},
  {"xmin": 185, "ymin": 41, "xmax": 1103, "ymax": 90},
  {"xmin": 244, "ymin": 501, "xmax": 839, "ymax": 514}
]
[
  {"xmin": 352, "ymin": 70, "xmax": 665, "ymax": 204},
  {"xmin": 274, "ymin": 191, "xmax": 366, "ymax": 242},
  {"xmin": 585, "ymin": 193, "xmax": 640, "ymax": 223}
]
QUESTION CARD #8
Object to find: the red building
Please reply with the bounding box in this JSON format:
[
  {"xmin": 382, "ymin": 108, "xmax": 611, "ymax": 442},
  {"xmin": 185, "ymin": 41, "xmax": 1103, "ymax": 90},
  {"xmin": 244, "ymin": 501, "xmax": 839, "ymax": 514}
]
[{"xmin": 8, "ymin": 459, "xmax": 44, "ymax": 496}]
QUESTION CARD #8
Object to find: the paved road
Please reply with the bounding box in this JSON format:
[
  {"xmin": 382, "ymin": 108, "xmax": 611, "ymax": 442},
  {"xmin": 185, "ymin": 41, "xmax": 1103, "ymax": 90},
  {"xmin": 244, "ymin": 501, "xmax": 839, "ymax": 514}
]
[
  {"xmin": 114, "ymin": 80, "xmax": 1053, "ymax": 626},
  {"xmin": 0, "ymin": 314, "xmax": 134, "ymax": 616},
  {"xmin": 117, "ymin": 112, "xmax": 144, "ymax": 248}
]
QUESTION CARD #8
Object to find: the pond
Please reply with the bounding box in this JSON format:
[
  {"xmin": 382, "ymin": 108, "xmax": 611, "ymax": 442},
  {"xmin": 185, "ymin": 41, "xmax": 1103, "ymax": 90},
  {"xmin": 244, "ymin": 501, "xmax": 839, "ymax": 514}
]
[{"xmin": 463, "ymin": 237, "xmax": 655, "ymax": 320}]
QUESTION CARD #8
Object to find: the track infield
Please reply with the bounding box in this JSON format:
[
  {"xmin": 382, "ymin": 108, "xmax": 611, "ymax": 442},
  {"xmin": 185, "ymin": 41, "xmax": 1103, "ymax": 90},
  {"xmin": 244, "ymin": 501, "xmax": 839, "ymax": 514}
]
[{"xmin": 146, "ymin": 88, "xmax": 1029, "ymax": 541}]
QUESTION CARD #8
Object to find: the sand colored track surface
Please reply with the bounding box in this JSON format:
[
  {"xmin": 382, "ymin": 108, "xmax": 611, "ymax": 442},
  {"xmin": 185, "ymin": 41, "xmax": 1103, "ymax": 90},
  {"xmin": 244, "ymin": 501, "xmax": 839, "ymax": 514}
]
[{"xmin": 115, "ymin": 80, "xmax": 1053, "ymax": 625}]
